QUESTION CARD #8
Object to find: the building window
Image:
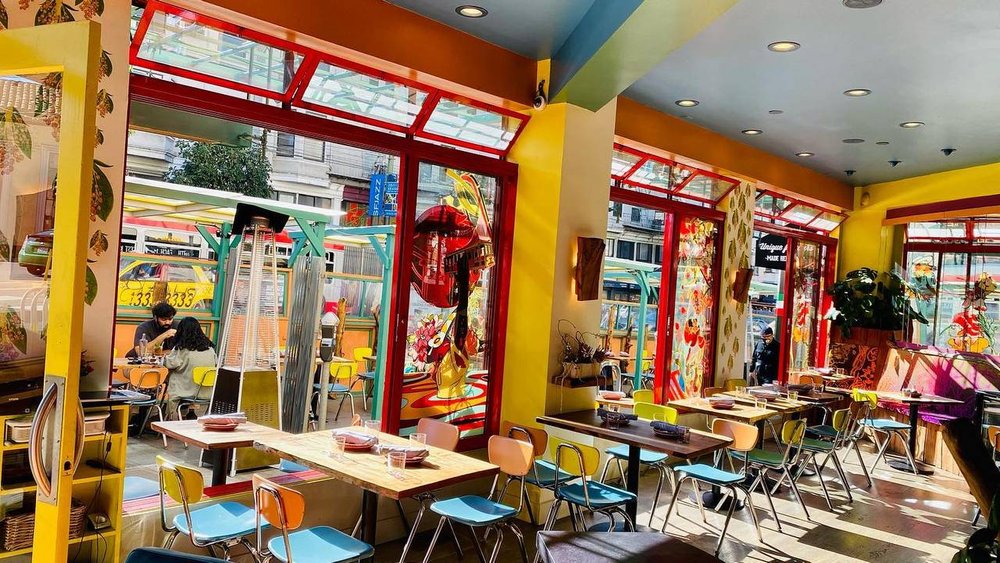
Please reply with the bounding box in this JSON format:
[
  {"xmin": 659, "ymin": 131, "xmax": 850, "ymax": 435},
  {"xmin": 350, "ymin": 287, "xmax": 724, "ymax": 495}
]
[
  {"xmin": 606, "ymin": 239, "xmax": 616, "ymax": 257},
  {"xmin": 303, "ymin": 138, "xmax": 325, "ymax": 161},
  {"xmin": 273, "ymin": 191, "xmax": 296, "ymax": 204},
  {"xmin": 276, "ymin": 133, "xmax": 295, "ymax": 157},
  {"xmin": 636, "ymin": 242, "xmax": 653, "ymax": 263},
  {"xmin": 654, "ymin": 245, "xmax": 663, "ymax": 265},
  {"xmin": 630, "ymin": 207, "xmax": 641, "ymax": 222},
  {"xmin": 617, "ymin": 240, "xmax": 635, "ymax": 261}
]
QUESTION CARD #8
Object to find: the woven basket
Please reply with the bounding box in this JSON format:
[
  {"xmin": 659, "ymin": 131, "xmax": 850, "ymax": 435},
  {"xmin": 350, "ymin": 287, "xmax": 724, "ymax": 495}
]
[{"xmin": 0, "ymin": 499, "xmax": 87, "ymax": 551}]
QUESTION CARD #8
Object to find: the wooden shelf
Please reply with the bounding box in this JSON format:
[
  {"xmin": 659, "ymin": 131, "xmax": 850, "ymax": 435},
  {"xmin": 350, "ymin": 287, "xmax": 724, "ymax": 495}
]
[
  {"xmin": 69, "ymin": 528, "xmax": 115, "ymax": 545},
  {"xmin": 0, "ymin": 545, "xmax": 33, "ymax": 558},
  {"xmin": 1, "ymin": 433, "xmax": 109, "ymax": 454}
]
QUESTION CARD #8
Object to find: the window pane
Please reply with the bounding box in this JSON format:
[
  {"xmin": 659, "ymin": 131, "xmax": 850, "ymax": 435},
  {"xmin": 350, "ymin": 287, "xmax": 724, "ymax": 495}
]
[
  {"xmin": 301, "ymin": 62, "xmax": 428, "ymax": 129},
  {"xmin": 789, "ymin": 242, "xmax": 820, "ymax": 370},
  {"xmin": 617, "ymin": 240, "xmax": 635, "ymax": 260},
  {"xmin": 276, "ymin": 133, "xmax": 295, "ymax": 157},
  {"xmin": 955, "ymin": 254, "xmax": 1000, "ymax": 354},
  {"xmin": 611, "ymin": 149, "xmax": 641, "ymax": 178},
  {"xmin": 809, "ymin": 211, "xmax": 845, "ymax": 232},
  {"xmin": 669, "ymin": 217, "xmax": 719, "ymax": 399},
  {"xmin": 421, "ymin": 99, "xmax": 522, "ymax": 152},
  {"xmin": 937, "ymin": 252, "xmax": 968, "ymax": 350},
  {"xmin": 675, "ymin": 173, "xmax": 736, "ymax": 202},
  {"xmin": 402, "ymin": 164, "xmax": 498, "ymax": 439},
  {"xmin": 136, "ymin": 10, "xmax": 303, "ymax": 95},
  {"xmin": 907, "ymin": 221, "xmax": 966, "ymax": 239},
  {"xmin": 974, "ymin": 221, "xmax": 1000, "ymax": 239},
  {"xmin": 627, "ymin": 159, "xmax": 680, "ymax": 191},
  {"xmin": 782, "ymin": 205, "xmax": 821, "ymax": 226},
  {"xmin": 906, "ymin": 251, "xmax": 940, "ymax": 347},
  {"xmin": 755, "ymin": 192, "xmax": 792, "ymax": 217},
  {"xmin": 302, "ymin": 138, "xmax": 324, "ymax": 161}
]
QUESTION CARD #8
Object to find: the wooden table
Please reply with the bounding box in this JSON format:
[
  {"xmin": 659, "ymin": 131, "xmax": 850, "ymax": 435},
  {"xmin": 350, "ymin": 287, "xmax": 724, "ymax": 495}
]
[
  {"xmin": 667, "ymin": 397, "xmax": 778, "ymax": 424},
  {"xmin": 151, "ymin": 420, "xmax": 285, "ymax": 486},
  {"xmin": 720, "ymin": 391, "xmax": 813, "ymax": 414},
  {"xmin": 537, "ymin": 410, "xmax": 732, "ymax": 526},
  {"xmin": 595, "ymin": 396, "xmax": 635, "ymax": 410},
  {"xmin": 254, "ymin": 428, "xmax": 498, "ymax": 559},
  {"xmin": 871, "ymin": 390, "xmax": 965, "ymax": 474},
  {"xmin": 112, "ymin": 359, "xmax": 160, "ymax": 382},
  {"xmin": 536, "ymin": 531, "xmax": 722, "ymax": 563}
]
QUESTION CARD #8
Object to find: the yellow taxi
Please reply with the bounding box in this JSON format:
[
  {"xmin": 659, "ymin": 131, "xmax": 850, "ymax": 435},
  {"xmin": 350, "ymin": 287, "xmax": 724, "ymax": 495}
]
[{"xmin": 117, "ymin": 256, "xmax": 216, "ymax": 310}]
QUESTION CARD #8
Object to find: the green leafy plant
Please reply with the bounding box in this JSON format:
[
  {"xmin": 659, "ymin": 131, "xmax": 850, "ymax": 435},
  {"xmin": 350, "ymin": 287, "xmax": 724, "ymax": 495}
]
[
  {"xmin": 954, "ymin": 492, "xmax": 1000, "ymax": 562},
  {"xmin": 826, "ymin": 267, "xmax": 928, "ymax": 339},
  {"xmin": 166, "ymin": 139, "xmax": 272, "ymax": 199}
]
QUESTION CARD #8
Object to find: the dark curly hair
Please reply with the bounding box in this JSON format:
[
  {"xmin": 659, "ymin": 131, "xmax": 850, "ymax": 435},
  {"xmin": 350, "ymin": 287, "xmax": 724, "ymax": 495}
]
[
  {"xmin": 151, "ymin": 301, "xmax": 176, "ymax": 320},
  {"xmin": 173, "ymin": 317, "xmax": 214, "ymax": 352}
]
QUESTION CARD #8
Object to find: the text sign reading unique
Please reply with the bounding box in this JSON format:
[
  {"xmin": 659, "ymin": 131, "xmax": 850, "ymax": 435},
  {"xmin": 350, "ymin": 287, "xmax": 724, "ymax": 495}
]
[{"xmin": 755, "ymin": 234, "xmax": 788, "ymax": 270}]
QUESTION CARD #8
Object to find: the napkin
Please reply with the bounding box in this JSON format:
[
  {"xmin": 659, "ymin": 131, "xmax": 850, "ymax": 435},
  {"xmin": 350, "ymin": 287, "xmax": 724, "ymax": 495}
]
[
  {"xmin": 198, "ymin": 413, "xmax": 247, "ymax": 425},
  {"xmin": 332, "ymin": 430, "xmax": 378, "ymax": 446},
  {"xmin": 650, "ymin": 421, "xmax": 689, "ymax": 433},
  {"xmin": 374, "ymin": 444, "xmax": 429, "ymax": 461},
  {"xmin": 597, "ymin": 407, "xmax": 637, "ymax": 421}
]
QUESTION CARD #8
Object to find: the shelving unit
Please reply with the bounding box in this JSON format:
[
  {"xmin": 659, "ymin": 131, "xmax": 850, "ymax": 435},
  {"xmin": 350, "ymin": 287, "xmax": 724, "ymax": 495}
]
[{"xmin": 0, "ymin": 404, "xmax": 128, "ymax": 563}]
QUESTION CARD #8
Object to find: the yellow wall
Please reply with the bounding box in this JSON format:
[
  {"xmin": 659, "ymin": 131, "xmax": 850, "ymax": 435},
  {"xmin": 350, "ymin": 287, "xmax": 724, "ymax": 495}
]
[{"xmin": 840, "ymin": 161, "xmax": 1000, "ymax": 276}]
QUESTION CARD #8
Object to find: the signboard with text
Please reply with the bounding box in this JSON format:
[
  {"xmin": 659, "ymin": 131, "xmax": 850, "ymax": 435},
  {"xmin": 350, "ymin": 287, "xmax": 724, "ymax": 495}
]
[
  {"xmin": 755, "ymin": 234, "xmax": 788, "ymax": 270},
  {"xmin": 368, "ymin": 173, "xmax": 398, "ymax": 217}
]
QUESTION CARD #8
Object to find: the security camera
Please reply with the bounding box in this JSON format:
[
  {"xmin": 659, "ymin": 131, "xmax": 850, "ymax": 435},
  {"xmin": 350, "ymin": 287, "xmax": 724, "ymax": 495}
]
[
  {"xmin": 941, "ymin": 148, "xmax": 957, "ymax": 156},
  {"xmin": 889, "ymin": 160, "xmax": 901, "ymax": 167},
  {"xmin": 845, "ymin": 169, "xmax": 856, "ymax": 176},
  {"xmin": 533, "ymin": 80, "xmax": 547, "ymax": 110}
]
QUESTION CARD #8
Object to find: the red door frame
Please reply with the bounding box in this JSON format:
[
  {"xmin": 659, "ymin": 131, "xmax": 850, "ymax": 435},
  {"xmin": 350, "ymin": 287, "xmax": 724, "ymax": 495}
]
[
  {"xmin": 129, "ymin": 75, "xmax": 518, "ymax": 445},
  {"xmin": 609, "ymin": 186, "xmax": 726, "ymax": 402},
  {"xmin": 752, "ymin": 221, "xmax": 838, "ymax": 381}
]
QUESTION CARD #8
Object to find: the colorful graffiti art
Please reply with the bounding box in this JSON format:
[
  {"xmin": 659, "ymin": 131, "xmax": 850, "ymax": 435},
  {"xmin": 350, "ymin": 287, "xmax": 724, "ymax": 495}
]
[
  {"xmin": 945, "ymin": 273, "xmax": 998, "ymax": 353},
  {"xmin": 666, "ymin": 217, "xmax": 718, "ymax": 400}
]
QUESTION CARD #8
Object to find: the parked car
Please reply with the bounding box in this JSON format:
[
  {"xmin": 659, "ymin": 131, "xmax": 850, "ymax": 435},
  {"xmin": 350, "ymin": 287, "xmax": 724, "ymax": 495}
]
[
  {"xmin": 117, "ymin": 257, "xmax": 216, "ymax": 310},
  {"xmin": 16, "ymin": 230, "xmax": 53, "ymax": 277}
]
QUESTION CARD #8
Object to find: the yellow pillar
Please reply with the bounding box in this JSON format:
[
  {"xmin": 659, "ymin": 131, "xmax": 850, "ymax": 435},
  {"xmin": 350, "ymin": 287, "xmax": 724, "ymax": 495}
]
[{"xmin": 502, "ymin": 64, "xmax": 618, "ymax": 430}]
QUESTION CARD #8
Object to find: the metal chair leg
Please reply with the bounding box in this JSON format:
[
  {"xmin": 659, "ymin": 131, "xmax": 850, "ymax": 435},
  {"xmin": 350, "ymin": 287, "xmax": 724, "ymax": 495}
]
[
  {"xmin": 756, "ymin": 472, "xmax": 782, "ymax": 532},
  {"xmin": 420, "ymin": 517, "xmax": 448, "ymax": 563},
  {"xmin": 396, "ymin": 499, "xmax": 410, "ymax": 529},
  {"xmin": 599, "ymin": 457, "xmax": 615, "ymax": 484},
  {"xmin": 785, "ymin": 467, "xmax": 811, "ymax": 521},
  {"xmin": 716, "ymin": 486, "xmax": 739, "ymax": 556},
  {"xmin": 973, "ymin": 506, "xmax": 982, "ymax": 526},
  {"xmin": 521, "ymin": 485, "xmax": 537, "ymax": 526},
  {"xmin": 692, "ymin": 479, "xmax": 708, "ymax": 523},
  {"xmin": 156, "ymin": 405, "xmax": 168, "ymax": 448},
  {"xmin": 648, "ymin": 466, "xmax": 666, "ymax": 527},
  {"xmin": 398, "ymin": 498, "xmax": 426, "ymax": 563},
  {"xmin": 830, "ymin": 451, "xmax": 854, "ymax": 502},
  {"xmin": 660, "ymin": 476, "xmax": 685, "ymax": 533},
  {"xmin": 162, "ymin": 530, "xmax": 179, "ymax": 549},
  {"xmin": 851, "ymin": 439, "xmax": 873, "ymax": 487},
  {"xmin": 487, "ymin": 525, "xmax": 504, "ymax": 563},
  {"xmin": 741, "ymin": 486, "xmax": 764, "ymax": 542},
  {"xmin": 811, "ymin": 456, "xmax": 834, "ymax": 510},
  {"xmin": 508, "ymin": 521, "xmax": 529, "ymax": 563},
  {"xmin": 469, "ymin": 525, "xmax": 488, "ymax": 563},
  {"xmin": 898, "ymin": 430, "xmax": 920, "ymax": 476}
]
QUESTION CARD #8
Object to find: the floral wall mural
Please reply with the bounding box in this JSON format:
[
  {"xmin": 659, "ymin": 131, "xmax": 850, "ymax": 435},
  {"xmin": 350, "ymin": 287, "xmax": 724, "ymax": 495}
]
[{"xmin": 714, "ymin": 182, "xmax": 755, "ymax": 384}]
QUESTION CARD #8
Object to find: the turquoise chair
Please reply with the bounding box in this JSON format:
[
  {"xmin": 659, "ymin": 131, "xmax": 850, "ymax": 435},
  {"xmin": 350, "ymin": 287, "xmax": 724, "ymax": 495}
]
[
  {"xmin": 600, "ymin": 402, "xmax": 678, "ymax": 526},
  {"xmin": 742, "ymin": 419, "xmax": 810, "ymax": 528},
  {"xmin": 253, "ymin": 474, "xmax": 373, "ymax": 563},
  {"xmin": 663, "ymin": 419, "xmax": 764, "ymax": 556},
  {"xmin": 156, "ymin": 457, "xmax": 262, "ymax": 561},
  {"xmin": 500, "ymin": 421, "xmax": 573, "ymax": 526},
  {"xmin": 853, "ymin": 389, "xmax": 919, "ymax": 475},
  {"xmin": 794, "ymin": 407, "xmax": 856, "ymax": 508},
  {"xmin": 421, "ymin": 436, "xmax": 534, "ymax": 563}
]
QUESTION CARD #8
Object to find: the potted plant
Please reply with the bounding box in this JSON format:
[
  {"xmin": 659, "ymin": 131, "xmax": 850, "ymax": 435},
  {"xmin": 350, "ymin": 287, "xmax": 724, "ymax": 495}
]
[{"xmin": 826, "ymin": 267, "xmax": 928, "ymax": 340}]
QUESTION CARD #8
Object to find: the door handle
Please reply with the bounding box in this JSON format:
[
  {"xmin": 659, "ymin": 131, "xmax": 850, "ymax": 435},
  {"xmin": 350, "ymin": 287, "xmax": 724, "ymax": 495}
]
[{"xmin": 28, "ymin": 382, "xmax": 85, "ymax": 502}]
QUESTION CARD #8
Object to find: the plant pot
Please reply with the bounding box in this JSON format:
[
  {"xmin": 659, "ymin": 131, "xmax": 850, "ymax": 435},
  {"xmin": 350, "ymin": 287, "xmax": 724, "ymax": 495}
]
[
  {"xmin": 829, "ymin": 327, "xmax": 895, "ymax": 389},
  {"xmin": 561, "ymin": 362, "xmax": 602, "ymax": 379}
]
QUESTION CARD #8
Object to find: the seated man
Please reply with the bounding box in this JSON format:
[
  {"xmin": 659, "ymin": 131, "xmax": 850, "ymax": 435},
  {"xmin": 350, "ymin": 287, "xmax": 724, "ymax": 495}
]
[{"xmin": 127, "ymin": 301, "xmax": 178, "ymax": 358}]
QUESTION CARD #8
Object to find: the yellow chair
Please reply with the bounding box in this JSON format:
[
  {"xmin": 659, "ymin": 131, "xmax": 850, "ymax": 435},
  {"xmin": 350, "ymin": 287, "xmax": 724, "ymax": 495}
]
[
  {"xmin": 156, "ymin": 456, "xmax": 260, "ymax": 558},
  {"xmin": 352, "ymin": 346, "xmax": 375, "ymax": 411},
  {"xmin": 541, "ymin": 438, "xmax": 636, "ymax": 533},
  {"xmin": 723, "ymin": 378, "xmax": 747, "ymax": 392},
  {"xmin": 601, "ymin": 402, "xmax": 679, "ymax": 526},
  {"xmin": 852, "ymin": 388, "xmax": 917, "ymax": 475},
  {"xmin": 632, "ymin": 389, "xmax": 654, "ymax": 404},
  {"xmin": 175, "ymin": 367, "xmax": 217, "ymax": 421}
]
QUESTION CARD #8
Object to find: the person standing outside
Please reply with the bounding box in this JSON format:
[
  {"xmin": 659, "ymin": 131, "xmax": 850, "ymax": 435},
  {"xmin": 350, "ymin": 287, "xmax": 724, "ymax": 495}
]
[
  {"xmin": 749, "ymin": 327, "xmax": 781, "ymax": 385},
  {"xmin": 127, "ymin": 301, "xmax": 178, "ymax": 358}
]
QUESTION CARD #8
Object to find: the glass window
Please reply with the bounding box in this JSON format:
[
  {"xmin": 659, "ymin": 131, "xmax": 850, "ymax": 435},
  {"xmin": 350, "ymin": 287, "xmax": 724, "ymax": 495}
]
[
  {"xmin": 654, "ymin": 245, "xmax": 663, "ymax": 265},
  {"xmin": 276, "ymin": 133, "xmax": 295, "ymax": 157},
  {"xmin": 617, "ymin": 240, "xmax": 635, "ymax": 260},
  {"xmin": 627, "ymin": 159, "xmax": 678, "ymax": 192},
  {"xmin": 302, "ymin": 138, "xmax": 325, "ymax": 161},
  {"xmin": 906, "ymin": 251, "xmax": 941, "ymax": 347},
  {"xmin": 782, "ymin": 205, "xmax": 821, "ymax": 226},
  {"xmin": 605, "ymin": 240, "xmax": 616, "ymax": 257},
  {"xmin": 630, "ymin": 207, "xmax": 641, "ymax": 222},
  {"xmin": 974, "ymin": 221, "xmax": 1000, "ymax": 240},
  {"xmin": 135, "ymin": 9, "xmax": 304, "ymax": 97},
  {"xmin": 675, "ymin": 173, "xmax": 736, "ymax": 202},
  {"xmin": 636, "ymin": 243, "xmax": 653, "ymax": 263},
  {"xmin": 789, "ymin": 242, "xmax": 821, "ymax": 370},
  {"xmin": 611, "ymin": 149, "xmax": 641, "ymax": 178},
  {"xmin": 669, "ymin": 217, "xmax": 719, "ymax": 399},
  {"xmin": 420, "ymin": 99, "xmax": 523, "ymax": 152},
  {"xmin": 907, "ymin": 221, "xmax": 967, "ymax": 240},
  {"xmin": 401, "ymin": 164, "xmax": 499, "ymax": 439},
  {"xmin": 809, "ymin": 211, "xmax": 845, "ymax": 232},
  {"xmin": 300, "ymin": 61, "xmax": 429, "ymax": 130},
  {"xmin": 755, "ymin": 192, "xmax": 792, "ymax": 217}
]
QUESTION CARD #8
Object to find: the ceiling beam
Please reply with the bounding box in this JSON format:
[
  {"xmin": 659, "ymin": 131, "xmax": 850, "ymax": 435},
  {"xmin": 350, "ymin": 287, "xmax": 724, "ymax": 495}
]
[{"xmin": 550, "ymin": 0, "xmax": 739, "ymax": 111}]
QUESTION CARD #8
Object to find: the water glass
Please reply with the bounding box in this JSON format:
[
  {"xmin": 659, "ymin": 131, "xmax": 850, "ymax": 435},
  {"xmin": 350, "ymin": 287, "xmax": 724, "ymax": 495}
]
[
  {"xmin": 387, "ymin": 451, "xmax": 407, "ymax": 479},
  {"xmin": 788, "ymin": 390, "xmax": 799, "ymax": 402},
  {"xmin": 409, "ymin": 433, "xmax": 427, "ymax": 448},
  {"xmin": 365, "ymin": 420, "xmax": 381, "ymax": 435},
  {"xmin": 330, "ymin": 435, "xmax": 347, "ymax": 460}
]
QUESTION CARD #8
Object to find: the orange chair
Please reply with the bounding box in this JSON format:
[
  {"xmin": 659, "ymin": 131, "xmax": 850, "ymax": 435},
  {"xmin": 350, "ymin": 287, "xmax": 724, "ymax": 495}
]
[
  {"xmin": 129, "ymin": 367, "xmax": 169, "ymax": 447},
  {"xmin": 253, "ymin": 474, "xmax": 373, "ymax": 562},
  {"xmin": 500, "ymin": 420, "xmax": 563, "ymax": 526},
  {"xmin": 799, "ymin": 374, "xmax": 823, "ymax": 387},
  {"xmin": 703, "ymin": 386, "xmax": 724, "ymax": 397}
]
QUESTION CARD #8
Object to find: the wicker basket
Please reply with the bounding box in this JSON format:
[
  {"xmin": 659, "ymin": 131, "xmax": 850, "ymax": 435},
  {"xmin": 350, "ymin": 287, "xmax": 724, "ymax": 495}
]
[{"xmin": 0, "ymin": 499, "xmax": 87, "ymax": 551}]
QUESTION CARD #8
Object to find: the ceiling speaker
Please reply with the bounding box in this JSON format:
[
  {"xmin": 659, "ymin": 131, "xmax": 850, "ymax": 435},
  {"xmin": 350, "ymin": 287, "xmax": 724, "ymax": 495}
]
[{"xmin": 843, "ymin": 0, "xmax": 883, "ymax": 8}]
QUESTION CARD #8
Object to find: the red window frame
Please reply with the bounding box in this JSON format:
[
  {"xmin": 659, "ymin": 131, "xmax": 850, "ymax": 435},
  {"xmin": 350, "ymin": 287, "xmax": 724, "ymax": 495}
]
[
  {"xmin": 130, "ymin": 1, "xmax": 529, "ymax": 157},
  {"xmin": 611, "ymin": 143, "xmax": 739, "ymax": 206},
  {"xmin": 754, "ymin": 189, "xmax": 846, "ymax": 234}
]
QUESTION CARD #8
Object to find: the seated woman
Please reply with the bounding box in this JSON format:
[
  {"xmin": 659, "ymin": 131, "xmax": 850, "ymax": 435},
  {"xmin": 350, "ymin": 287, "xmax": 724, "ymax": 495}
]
[{"xmin": 163, "ymin": 317, "xmax": 218, "ymax": 418}]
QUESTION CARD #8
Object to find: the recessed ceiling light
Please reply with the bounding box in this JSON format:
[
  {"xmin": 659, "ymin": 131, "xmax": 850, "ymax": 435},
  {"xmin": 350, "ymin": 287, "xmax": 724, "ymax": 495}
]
[
  {"xmin": 742, "ymin": 129, "xmax": 763, "ymax": 135},
  {"xmin": 899, "ymin": 121, "xmax": 925, "ymax": 128},
  {"xmin": 768, "ymin": 41, "xmax": 801, "ymax": 53},
  {"xmin": 842, "ymin": 138, "xmax": 865, "ymax": 144},
  {"xmin": 675, "ymin": 99, "xmax": 699, "ymax": 107},
  {"xmin": 875, "ymin": 141, "xmax": 890, "ymax": 145},
  {"xmin": 889, "ymin": 160, "xmax": 901, "ymax": 167},
  {"xmin": 843, "ymin": 88, "xmax": 871, "ymax": 97},
  {"xmin": 768, "ymin": 109, "xmax": 784, "ymax": 115},
  {"xmin": 844, "ymin": 0, "xmax": 883, "ymax": 8},
  {"xmin": 455, "ymin": 5, "xmax": 488, "ymax": 18},
  {"xmin": 795, "ymin": 151, "xmax": 814, "ymax": 157}
]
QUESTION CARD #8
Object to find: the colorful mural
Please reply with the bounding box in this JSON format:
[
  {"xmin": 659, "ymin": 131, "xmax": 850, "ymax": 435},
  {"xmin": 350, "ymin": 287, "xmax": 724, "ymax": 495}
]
[
  {"xmin": 789, "ymin": 241, "xmax": 821, "ymax": 370},
  {"xmin": 666, "ymin": 216, "xmax": 719, "ymax": 399},
  {"xmin": 715, "ymin": 182, "xmax": 754, "ymax": 379}
]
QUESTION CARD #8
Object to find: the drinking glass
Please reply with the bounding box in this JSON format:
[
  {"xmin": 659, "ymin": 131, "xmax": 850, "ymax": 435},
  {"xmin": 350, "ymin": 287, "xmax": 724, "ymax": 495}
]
[
  {"xmin": 331, "ymin": 435, "xmax": 347, "ymax": 461},
  {"xmin": 387, "ymin": 451, "xmax": 407, "ymax": 479},
  {"xmin": 410, "ymin": 433, "xmax": 427, "ymax": 448},
  {"xmin": 788, "ymin": 390, "xmax": 799, "ymax": 402},
  {"xmin": 365, "ymin": 420, "xmax": 381, "ymax": 435}
]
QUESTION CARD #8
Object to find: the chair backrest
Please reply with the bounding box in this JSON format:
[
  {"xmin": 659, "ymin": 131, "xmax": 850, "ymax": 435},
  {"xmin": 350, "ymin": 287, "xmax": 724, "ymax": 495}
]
[
  {"xmin": 130, "ymin": 367, "xmax": 169, "ymax": 390},
  {"xmin": 634, "ymin": 402, "xmax": 678, "ymax": 424},
  {"xmin": 156, "ymin": 456, "xmax": 203, "ymax": 505},
  {"xmin": 488, "ymin": 435, "xmax": 534, "ymax": 477},
  {"xmin": 779, "ymin": 419, "xmax": 807, "ymax": 464},
  {"xmin": 549, "ymin": 437, "xmax": 600, "ymax": 477},
  {"xmin": 632, "ymin": 389, "xmax": 654, "ymax": 404},
  {"xmin": 831, "ymin": 408, "xmax": 852, "ymax": 433},
  {"xmin": 712, "ymin": 419, "xmax": 758, "ymax": 452},
  {"xmin": 798, "ymin": 374, "xmax": 822, "ymax": 386},
  {"xmin": 416, "ymin": 418, "xmax": 460, "ymax": 451},
  {"xmin": 702, "ymin": 386, "xmax": 723, "ymax": 397},
  {"xmin": 192, "ymin": 367, "xmax": 217, "ymax": 387},
  {"xmin": 723, "ymin": 378, "xmax": 747, "ymax": 392},
  {"xmin": 331, "ymin": 361, "xmax": 355, "ymax": 382},
  {"xmin": 500, "ymin": 420, "xmax": 548, "ymax": 458},
  {"xmin": 851, "ymin": 388, "xmax": 878, "ymax": 408},
  {"xmin": 353, "ymin": 347, "xmax": 373, "ymax": 362},
  {"xmin": 252, "ymin": 474, "xmax": 306, "ymax": 530}
]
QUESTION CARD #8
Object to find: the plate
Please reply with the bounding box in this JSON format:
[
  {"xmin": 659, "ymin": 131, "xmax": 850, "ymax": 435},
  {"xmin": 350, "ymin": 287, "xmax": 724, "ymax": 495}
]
[
  {"xmin": 710, "ymin": 402, "xmax": 735, "ymax": 410},
  {"xmin": 202, "ymin": 423, "xmax": 239, "ymax": 432},
  {"xmin": 343, "ymin": 441, "xmax": 376, "ymax": 451},
  {"xmin": 599, "ymin": 391, "xmax": 626, "ymax": 400}
]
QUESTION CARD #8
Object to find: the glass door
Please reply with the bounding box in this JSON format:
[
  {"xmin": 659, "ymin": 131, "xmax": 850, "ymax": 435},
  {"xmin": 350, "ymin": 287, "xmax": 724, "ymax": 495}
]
[{"xmin": 788, "ymin": 240, "xmax": 822, "ymax": 370}]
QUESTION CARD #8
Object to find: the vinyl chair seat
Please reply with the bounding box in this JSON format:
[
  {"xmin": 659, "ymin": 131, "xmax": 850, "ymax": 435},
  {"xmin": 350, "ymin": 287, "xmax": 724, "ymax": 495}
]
[
  {"xmin": 675, "ymin": 463, "xmax": 744, "ymax": 486},
  {"xmin": 805, "ymin": 425, "xmax": 838, "ymax": 439},
  {"xmin": 555, "ymin": 481, "xmax": 637, "ymax": 508},
  {"xmin": 801, "ymin": 437, "xmax": 836, "ymax": 452},
  {"xmin": 173, "ymin": 501, "xmax": 261, "ymax": 543},
  {"xmin": 429, "ymin": 495, "xmax": 518, "ymax": 526},
  {"xmin": 525, "ymin": 459, "xmax": 574, "ymax": 488},
  {"xmin": 605, "ymin": 444, "xmax": 668, "ymax": 464},
  {"xmin": 313, "ymin": 382, "xmax": 350, "ymax": 393},
  {"xmin": 356, "ymin": 372, "xmax": 375, "ymax": 380},
  {"xmin": 267, "ymin": 526, "xmax": 374, "ymax": 563},
  {"xmin": 736, "ymin": 448, "xmax": 785, "ymax": 467},
  {"xmin": 861, "ymin": 418, "xmax": 910, "ymax": 431}
]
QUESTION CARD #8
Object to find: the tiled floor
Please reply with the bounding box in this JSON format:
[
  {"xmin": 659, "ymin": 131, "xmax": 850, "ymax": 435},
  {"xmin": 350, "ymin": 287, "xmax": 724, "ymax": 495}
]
[{"xmin": 127, "ymin": 414, "xmax": 976, "ymax": 562}]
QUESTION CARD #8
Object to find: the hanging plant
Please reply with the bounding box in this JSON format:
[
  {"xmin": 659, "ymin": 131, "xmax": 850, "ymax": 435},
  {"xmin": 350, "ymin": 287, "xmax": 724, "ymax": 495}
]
[{"xmin": 826, "ymin": 267, "xmax": 928, "ymax": 339}]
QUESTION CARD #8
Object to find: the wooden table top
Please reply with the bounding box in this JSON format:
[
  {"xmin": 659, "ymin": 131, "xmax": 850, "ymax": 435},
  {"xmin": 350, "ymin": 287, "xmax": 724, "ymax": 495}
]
[
  {"xmin": 112, "ymin": 359, "xmax": 160, "ymax": 369},
  {"xmin": 720, "ymin": 391, "xmax": 814, "ymax": 413},
  {"xmin": 872, "ymin": 390, "xmax": 965, "ymax": 405},
  {"xmin": 668, "ymin": 397, "xmax": 778, "ymax": 423},
  {"xmin": 537, "ymin": 410, "xmax": 731, "ymax": 460},
  {"xmin": 595, "ymin": 397, "xmax": 635, "ymax": 409},
  {"xmin": 537, "ymin": 532, "xmax": 722, "ymax": 563},
  {"xmin": 254, "ymin": 429, "xmax": 498, "ymax": 499},
  {"xmin": 151, "ymin": 420, "xmax": 285, "ymax": 450}
]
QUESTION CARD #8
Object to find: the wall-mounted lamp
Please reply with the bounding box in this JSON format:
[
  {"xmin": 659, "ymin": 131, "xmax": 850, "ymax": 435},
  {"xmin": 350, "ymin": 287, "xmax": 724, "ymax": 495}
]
[{"xmin": 575, "ymin": 237, "xmax": 605, "ymax": 301}]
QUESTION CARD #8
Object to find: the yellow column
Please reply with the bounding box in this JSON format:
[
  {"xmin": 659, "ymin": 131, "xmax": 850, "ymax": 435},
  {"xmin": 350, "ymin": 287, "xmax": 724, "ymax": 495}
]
[{"xmin": 502, "ymin": 63, "xmax": 618, "ymax": 429}]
